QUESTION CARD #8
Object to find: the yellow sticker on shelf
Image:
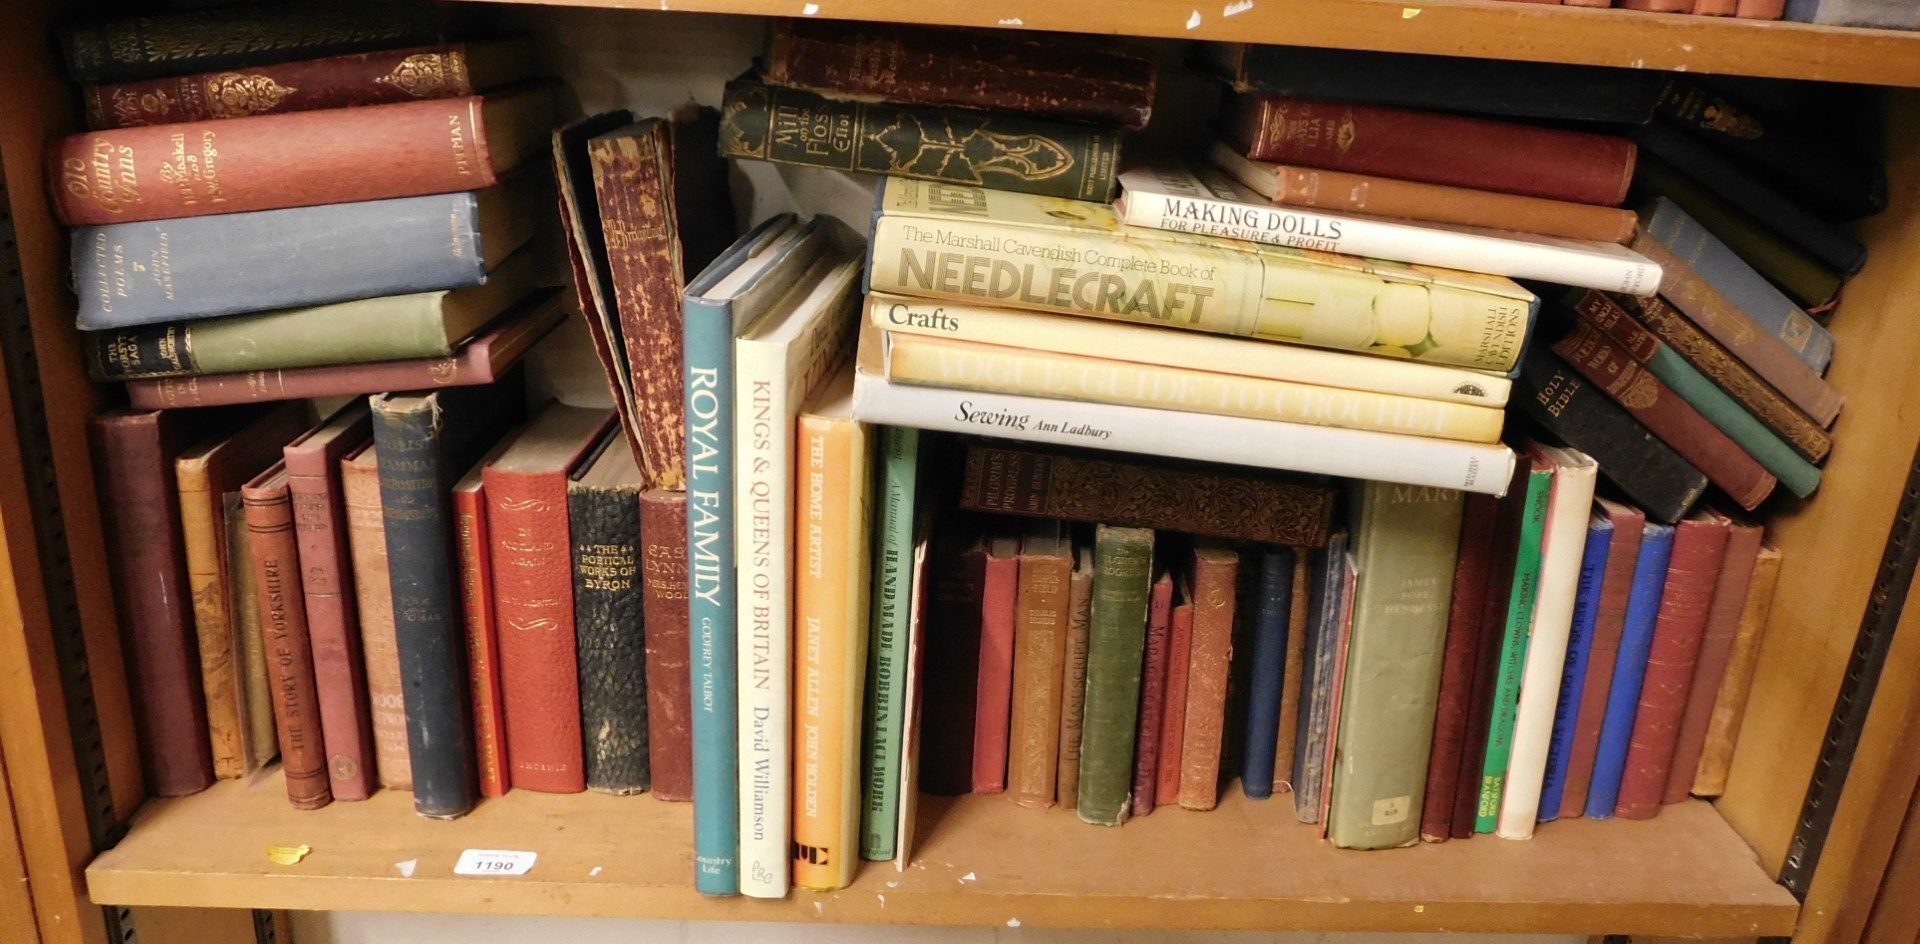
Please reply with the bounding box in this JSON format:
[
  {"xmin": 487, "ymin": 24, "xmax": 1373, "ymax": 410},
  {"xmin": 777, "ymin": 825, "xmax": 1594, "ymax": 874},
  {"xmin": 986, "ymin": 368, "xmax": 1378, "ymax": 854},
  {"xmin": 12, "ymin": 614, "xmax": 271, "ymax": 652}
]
[{"xmin": 266, "ymin": 844, "xmax": 312, "ymax": 865}]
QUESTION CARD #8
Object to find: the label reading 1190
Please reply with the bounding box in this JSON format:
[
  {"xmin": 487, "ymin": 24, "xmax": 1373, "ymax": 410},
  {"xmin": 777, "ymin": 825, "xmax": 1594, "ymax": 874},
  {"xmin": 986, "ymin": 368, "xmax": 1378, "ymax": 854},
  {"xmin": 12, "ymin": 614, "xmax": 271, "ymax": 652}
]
[{"xmin": 454, "ymin": 849, "xmax": 538, "ymax": 876}]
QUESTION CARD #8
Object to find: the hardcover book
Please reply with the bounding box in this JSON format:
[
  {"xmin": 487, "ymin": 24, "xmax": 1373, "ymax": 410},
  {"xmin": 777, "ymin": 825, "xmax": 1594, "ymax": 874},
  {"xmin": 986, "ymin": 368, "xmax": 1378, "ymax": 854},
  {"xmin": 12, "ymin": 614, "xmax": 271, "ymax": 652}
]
[
  {"xmin": 1056, "ymin": 541, "xmax": 1095, "ymax": 810},
  {"xmin": 1587, "ymin": 522, "xmax": 1677, "ymax": 818},
  {"xmin": 1180, "ymin": 541, "xmax": 1242, "ymax": 812},
  {"xmin": 974, "ymin": 528, "xmax": 1021, "ymax": 795},
  {"xmin": 341, "ymin": 445, "xmax": 410, "ymax": 790},
  {"xmin": 1694, "ymin": 544, "xmax": 1782, "ymax": 795},
  {"xmin": 1009, "ymin": 521, "xmax": 1073, "ymax": 810},
  {"xmin": 1633, "ymin": 155, "xmax": 1842, "ymax": 311},
  {"xmin": 1664, "ymin": 510, "xmax": 1763, "ymax": 804},
  {"xmin": 1131, "ymin": 569, "xmax": 1176, "ymax": 815},
  {"xmin": 640, "ymin": 490, "xmax": 694, "ymax": 802},
  {"xmin": 1158, "ymin": 593, "xmax": 1197, "ymax": 808},
  {"xmin": 1450, "ymin": 464, "xmax": 1528, "ymax": 838},
  {"xmin": 1077, "ymin": 526, "xmax": 1156, "ymax": 825},
  {"xmin": 569, "ymin": 431, "xmax": 650, "ymax": 795},
  {"xmin": 452, "ymin": 433, "xmax": 517, "ymax": 799},
  {"xmin": 1419, "ymin": 492, "xmax": 1500, "ymax": 842},
  {"xmin": 1558, "ymin": 498, "xmax": 1647, "ymax": 817},
  {"xmin": 915, "ymin": 514, "xmax": 984, "ymax": 801},
  {"xmin": 59, "ymin": 3, "xmax": 448, "ymax": 83},
  {"xmin": 1475, "ymin": 450, "xmax": 1555, "ymax": 833},
  {"xmin": 1241, "ymin": 548, "xmax": 1296, "ymax": 801},
  {"xmin": 1293, "ymin": 531, "xmax": 1350, "ymax": 824},
  {"xmin": 240, "ymin": 464, "xmax": 332, "ymax": 810}
]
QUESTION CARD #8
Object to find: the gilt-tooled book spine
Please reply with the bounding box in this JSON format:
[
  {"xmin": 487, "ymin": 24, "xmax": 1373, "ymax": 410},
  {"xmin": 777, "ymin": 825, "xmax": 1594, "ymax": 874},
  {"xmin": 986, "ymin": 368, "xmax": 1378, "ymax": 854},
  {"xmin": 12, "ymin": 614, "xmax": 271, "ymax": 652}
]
[
  {"xmin": 1179, "ymin": 542, "xmax": 1241, "ymax": 812},
  {"xmin": 1056, "ymin": 544, "xmax": 1094, "ymax": 810},
  {"xmin": 453, "ymin": 474, "xmax": 508, "ymax": 798},
  {"xmin": 1076, "ymin": 526, "xmax": 1155, "ymax": 825},
  {"xmin": 1560, "ymin": 499, "xmax": 1646, "ymax": 817},
  {"xmin": 242, "ymin": 471, "xmax": 333, "ymax": 810},
  {"xmin": 861, "ymin": 427, "xmax": 921, "ymax": 855},
  {"xmin": 1513, "ymin": 350, "xmax": 1707, "ymax": 524},
  {"xmin": 1008, "ymin": 532, "xmax": 1074, "ymax": 811},
  {"xmin": 958, "ymin": 441, "xmax": 1334, "ymax": 546},
  {"xmin": 719, "ymin": 78, "xmax": 1122, "ymax": 202},
  {"xmin": 1419, "ymin": 492, "xmax": 1499, "ymax": 842},
  {"xmin": 640, "ymin": 490, "xmax": 694, "ymax": 802},
  {"xmin": 764, "ymin": 20, "xmax": 1155, "ymax": 130},
  {"xmin": 1130, "ymin": 571, "xmax": 1175, "ymax": 815},
  {"xmin": 1649, "ymin": 87, "xmax": 1884, "ymax": 220},
  {"xmin": 1663, "ymin": 511, "xmax": 1762, "ymax": 804},
  {"xmin": 58, "ymin": 3, "xmax": 447, "ymax": 84},
  {"xmin": 1240, "ymin": 548, "xmax": 1295, "ymax": 802},
  {"xmin": 342, "ymin": 450, "xmax": 411, "ymax": 790},
  {"xmin": 570, "ymin": 456, "xmax": 649, "ymax": 795}
]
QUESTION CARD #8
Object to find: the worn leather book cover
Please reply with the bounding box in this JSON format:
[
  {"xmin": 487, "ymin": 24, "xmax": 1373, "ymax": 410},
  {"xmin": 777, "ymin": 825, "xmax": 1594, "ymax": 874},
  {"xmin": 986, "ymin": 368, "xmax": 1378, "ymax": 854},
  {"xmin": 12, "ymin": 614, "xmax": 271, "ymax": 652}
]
[
  {"xmin": 1419, "ymin": 492, "xmax": 1500, "ymax": 842},
  {"xmin": 719, "ymin": 77, "xmax": 1122, "ymax": 202},
  {"xmin": 50, "ymin": 87, "xmax": 553, "ymax": 225},
  {"xmin": 1559, "ymin": 497, "xmax": 1647, "ymax": 817},
  {"xmin": 1694, "ymin": 544, "xmax": 1782, "ymax": 795},
  {"xmin": 1129, "ymin": 570, "xmax": 1175, "ymax": 816},
  {"xmin": 1178, "ymin": 541, "xmax": 1240, "ymax": 812},
  {"xmin": 764, "ymin": 20, "xmax": 1155, "ymax": 130},
  {"xmin": 917, "ymin": 522, "xmax": 986, "ymax": 797},
  {"xmin": 1514, "ymin": 350, "xmax": 1709, "ymax": 524},
  {"xmin": 452, "ymin": 433, "xmax": 518, "ymax": 798},
  {"xmin": 958, "ymin": 441, "xmax": 1334, "ymax": 546},
  {"xmin": 1225, "ymin": 96, "xmax": 1637, "ymax": 206},
  {"xmin": 485, "ymin": 404, "xmax": 617, "ymax": 794},
  {"xmin": 1650, "ymin": 87, "xmax": 1882, "ymax": 220},
  {"xmin": 174, "ymin": 403, "xmax": 312, "ymax": 779},
  {"xmin": 1550, "ymin": 320, "xmax": 1776, "ymax": 509},
  {"xmin": 1449, "ymin": 464, "xmax": 1528, "ymax": 838},
  {"xmin": 241, "ymin": 464, "xmax": 332, "ymax": 810},
  {"xmin": 554, "ymin": 110, "xmax": 639, "ymax": 453},
  {"xmin": 84, "ymin": 39, "xmax": 535, "ymax": 129},
  {"xmin": 1273, "ymin": 554, "xmax": 1310, "ymax": 794},
  {"xmin": 1156, "ymin": 592, "xmax": 1195, "ymax": 808},
  {"xmin": 1240, "ymin": 548, "xmax": 1295, "ymax": 802},
  {"xmin": 1055, "ymin": 542, "xmax": 1094, "ymax": 810},
  {"xmin": 1664, "ymin": 509, "xmax": 1763, "ymax": 803},
  {"xmin": 640, "ymin": 489, "xmax": 694, "ymax": 802},
  {"xmin": 972, "ymin": 529, "xmax": 1021, "ymax": 795},
  {"xmin": 1614, "ymin": 512, "xmax": 1730, "ymax": 819},
  {"xmin": 58, "ymin": 3, "xmax": 448, "ymax": 83},
  {"xmin": 569, "ymin": 431, "xmax": 650, "ymax": 795},
  {"xmin": 281, "ymin": 404, "xmax": 377, "ymax": 802},
  {"xmin": 1008, "ymin": 522, "xmax": 1073, "ymax": 811},
  {"xmin": 1076, "ymin": 526, "xmax": 1155, "ymax": 825},
  {"xmin": 341, "ymin": 445, "xmax": 410, "ymax": 791}
]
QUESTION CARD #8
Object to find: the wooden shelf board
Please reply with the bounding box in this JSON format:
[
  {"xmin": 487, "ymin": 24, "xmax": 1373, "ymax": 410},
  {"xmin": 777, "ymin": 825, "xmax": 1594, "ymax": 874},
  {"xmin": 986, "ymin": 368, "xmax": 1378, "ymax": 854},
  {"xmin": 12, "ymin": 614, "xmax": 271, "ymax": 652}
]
[
  {"xmin": 474, "ymin": 0, "xmax": 1920, "ymax": 87},
  {"xmin": 86, "ymin": 770, "xmax": 1797, "ymax": 933}
]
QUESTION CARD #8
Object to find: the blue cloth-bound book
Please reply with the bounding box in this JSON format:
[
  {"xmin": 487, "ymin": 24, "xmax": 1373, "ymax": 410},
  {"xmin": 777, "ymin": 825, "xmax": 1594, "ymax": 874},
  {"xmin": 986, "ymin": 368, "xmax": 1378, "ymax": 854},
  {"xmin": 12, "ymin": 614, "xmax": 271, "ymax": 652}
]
[
  {"xmin": 1536, "ymin": 515, "xmax": 1613, "ymax": 822},
  {"xmin": 1241, "ymin": 546, "xmax": 1295, "ymax": 800},
  {"xmin": 1585, "ymin": 521, "xmax": 1676, "ymax": 820}
]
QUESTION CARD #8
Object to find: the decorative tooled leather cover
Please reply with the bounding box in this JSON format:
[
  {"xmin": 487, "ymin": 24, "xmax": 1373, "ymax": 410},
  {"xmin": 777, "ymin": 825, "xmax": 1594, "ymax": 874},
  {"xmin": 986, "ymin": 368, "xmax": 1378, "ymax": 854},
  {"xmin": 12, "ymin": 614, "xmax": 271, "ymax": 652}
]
[
  {"xmin": 571, "ymin": 467, "xmax": 649, "ymax": 795},
  {"xmin": 85, "ymin": 44, "xmax": 484, "ymax": 129},
  {"xmin": 1420, "ymin": 492, "xmax": 1499, "ymax": 841}
]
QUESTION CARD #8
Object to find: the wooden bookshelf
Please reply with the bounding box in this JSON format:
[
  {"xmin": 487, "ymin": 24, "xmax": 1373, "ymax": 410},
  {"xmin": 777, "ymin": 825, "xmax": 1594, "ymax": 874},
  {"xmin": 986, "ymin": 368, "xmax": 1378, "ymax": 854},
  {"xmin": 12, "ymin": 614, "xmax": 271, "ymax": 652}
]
[
  {"xmin": 485, "ymin": 0, "xmax": 1920, "ymax": 87},
  {"xmin": 85, "ymin": 769, "xmax": 1796, "ymax": 934}
]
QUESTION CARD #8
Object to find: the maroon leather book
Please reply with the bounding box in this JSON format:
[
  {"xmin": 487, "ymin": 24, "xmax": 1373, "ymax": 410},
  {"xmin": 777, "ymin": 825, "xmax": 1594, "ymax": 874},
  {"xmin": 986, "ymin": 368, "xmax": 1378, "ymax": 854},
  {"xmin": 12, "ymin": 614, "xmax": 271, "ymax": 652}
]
[
  {"xmin": 281, "ymin": 403, "xmax": 377, "ymax": 801},
  {"xmin": 1156, "ymin": 597, "xmax": 1195, "ymax": 807},
  {"xmin": 1130, "ymin": 570, "xmax": 1175, "ymax": 817},
  {"xmin": 1419, "ymin": 492, "xmax": 1500, "ymax": 842},
  {"xmin": 920, "ymin": 522, "xmax": 987, "ymax": 795},
  {"xmin": 485, "ymin": 404, "xmax": 618, "ymax": 794},
  {"xmin": 1615, "ymin": 512, "xmax": 1730, "ymax": 819},
  {"xmin": 1551, "ymin": 322, "xmax": 1776, "ymax": 510},
  {"xmin": 89, "ymin": 409, "xmax": 231, "ymax": 796},
  {"xmin": 763, "ymin": 20, "xmax": 1156, "ymax": 131},
  {"xmin": 242, "ymin": 463, "xmax": 333, "ymax": 810},
  {"xmin": 50, "ymin": 87, "xmax": 551, "ymax": 225},
  {"xmin": 1226, "ymin": 96, "xmax": 1637, "ymax": 206},
  {"xmin": 1560, "ymin": 497, "xmax": 1647, "ymax": 818},
  {"xmin": 640, "ymin": 489, "xmax": 694, "ymax": 802},
  {"xmin": 125, "ymin": 291, "xmax": 565, "ymax": 410},
  {"xmin": 972, "ymin": 530, "xmax": 1020, "ymax": 794},
  {"xmin": 1451, "ymin": 462, "xmax": 1531, "ymax": 838},
  {"xmin": 1663, "ymin": 509, "xmax": 1763, "ymax": 804}
]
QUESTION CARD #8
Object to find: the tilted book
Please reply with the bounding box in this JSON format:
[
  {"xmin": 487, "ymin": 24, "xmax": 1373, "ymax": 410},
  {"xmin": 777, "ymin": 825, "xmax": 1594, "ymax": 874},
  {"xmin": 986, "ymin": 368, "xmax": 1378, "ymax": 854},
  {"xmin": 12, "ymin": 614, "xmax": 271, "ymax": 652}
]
[
  {"xmin": 1694, "ymin": 545, "xmax": 1782, "ymax": 796},
  {"xmin": 1131, "ymin": 570, "xmax": 1176, "ymax": 815},
  {"xmin": 1537, "ymin": 516, "xmax": 1613, "ymax": 823},
  {"xmin": 1559, "ymin": 499, "xmax": 1647, "ymax": 817},
  {"xmin": 1587, "ymin": 522, "xmax": 1676, "ymax": 819},
  {"xmin": 1665, "ymin": 509, "xmax": 1764, "ymax": 804},
  {"xmin": 59, "ymin": 3, "xmax": 449, "ymax": 83},
  {"xmin": 1475, "ymin": 451, "xmax": 1554, "ymax": 832}
]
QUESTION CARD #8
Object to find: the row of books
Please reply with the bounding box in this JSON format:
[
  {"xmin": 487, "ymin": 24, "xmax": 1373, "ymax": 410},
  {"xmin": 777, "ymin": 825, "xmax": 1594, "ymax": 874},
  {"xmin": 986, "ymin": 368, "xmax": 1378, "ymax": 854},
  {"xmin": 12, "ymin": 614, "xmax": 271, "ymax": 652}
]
[{"xmin": 1493, "ymin": 0, "xmax": 1920, "ymax": 26}]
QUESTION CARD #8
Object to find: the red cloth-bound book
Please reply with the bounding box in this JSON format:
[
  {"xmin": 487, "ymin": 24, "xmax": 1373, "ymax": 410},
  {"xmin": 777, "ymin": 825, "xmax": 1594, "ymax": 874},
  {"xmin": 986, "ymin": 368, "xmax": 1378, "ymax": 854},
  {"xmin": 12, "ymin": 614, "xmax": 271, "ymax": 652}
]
[
  {"xmin": 454, "ymin": 431, "xmax": 521, "ymax": 798},
  {"xmin": 640, "ymin": 490, "xmax": 695, "ymax": 802},
  {"xmin": 972, "ymin": 530, "xmax": 1021, "ymax": 794},
  {"xmin": 1130, "ymin": 571, "xmax": 1175, "ymax": 817},
  {"xmin": 1559, "ymin": 498, "xmax": 1647, "ymax": 818},
  {"xmin": 1663, "ymin": 509, "xmax": 1764, "ymax": 804},
  {"xmin": 1419, "ymin": 492, "xmax": 1500, "ymax": 842},
  {"xmin": 1451, "ymin": 462, "xmax": 1531, "ymax": 838}
]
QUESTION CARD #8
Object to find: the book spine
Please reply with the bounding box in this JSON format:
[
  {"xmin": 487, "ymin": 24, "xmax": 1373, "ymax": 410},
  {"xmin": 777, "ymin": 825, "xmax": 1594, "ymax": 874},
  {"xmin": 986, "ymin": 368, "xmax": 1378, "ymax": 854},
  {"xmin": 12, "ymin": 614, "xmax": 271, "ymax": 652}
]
[
  {"xmin": 589, "ymin": 125, "xmax": 688, "ymax": 491},
  {"xmin": 1694, "ymin": 545, "xmax": 1782, "ymax": 795},
  {"xmin": 1560, "ymin": 502, "xmax": 1646, "ymax": 816},
  {"xmin": 1736, "ymin": 0, "xmax": 1788, "ymax": 16},
  {"xmin": 487, "ymin": 465, "xmax": 586, "ymax": 794},
  {"xmin": 1295, "ymin": 535, "xmax": 1349, "ymax": 824},
  {"xmin": 242, "ymin": 479, "xmax": 332, "ymax": 810},
  {"xmin": 342, "ymin": 456, "xmax": 411, "ymax": 790},
  {"xmin": 1157, "ymin": 599, "xmax": 1195, "ymax": 808},
  {"xmin": 851, "ymin": 372, "xmax": 1516, "ymax": 496},
  {"xmin": 1587, "ymin": 524, "xmax": 1677, "ymax": 818},
  {"xmin": 1077, "ymin": 526, "xmax": 1156, "ymax": 825},
  {"xmin": 177, "ymin": 465, "xmax": 244, "ymax": 778},
  {"xmin": 572, "ymin": 482, "xmax": 649, "ymax": 795},
  {"xmin": 1634, "ymin": 155, "xmax": 1842, "ymax": 311},
  {"xmin": 1055, "ymin": 553, "xmax": 1094, "ymax": 810},
  {"xmin": 973, "ymin": 546, "xmax": 1019, "ymax": 795},
  {"xmin": 1475, "ymin": 465, "xmax": 1554, "ymax": 833},
  {"xmin": 58, "ymin": 6, "xmax": 446, "ymax": 83},
  {"xmin": 1119, "ymin": 187, "xmax": 1660, "ymax": 294},
  {"xmin": 228, "ymin": 500, "xmax": 276, "ymax": 774},
  {"xmin": 51, "ymin": 96, "xmax": 501, "ymax": 226},
  {"xmin": 640, "ymin": 490, "xmax": 694, "ymax": 802},
  {"xmin": 1551, "ymin": 321, "xmax": 1777, "ymax": 509},
  {"xmin": 764, "ymin": 21, "xmax": 1155, "ymax": 130},
  {"xmin": 684, "ymin": 305, "xmax": 740, "ymax": 894},
  {"xmin": 1240, "ymin": 549, "xmax": 1295, "ymax": 801},
  {"xmin": 1615, "ymin": 516, "xmax": 1729, "ymax": 818},
  {"xmin": 1130, "ymin": 573, "xmax": 1175, "ymax": 815},
  {"xmin": 861, "ymin": 428, "xmax": 922, "ymax": 852},
  {"xmin": 1651, "ymin": 87, "xmax": 1881, "ymax": 219},
  {"xmin": 1621, "ymin": 0, "xmax": 1695, "ymax": 9},
  {"xmin": 1319, "ymin": 559, "xmax": 1360, "ymax": 832},
  {"xmin": 1643, "ymin": 199, "xmax": 1835, "ymax": 374},
  {"xmin": 127, "ymin": 346, "xmax": 494, "ymax": 409},
  {"xmin": 84, "ymin": 45, "xmax": 483, "ymax": 129},
  {"xmin": 1228, "ymin": 97, "xmax": 1636, "ymax": 206},
  {"xmin": 86, "ymin": 291, "xmax": 463, "ymax": 381},
  {"xmin": 1664, "ymin": 517, "xmax": 1763, "ymax": 804},
  {"xmin": 1274, "ymin": 555, "xmax": 1310, "ymax": 795},
  {"xmin": 452, "ymin": 484, "xmax": 507, "ymax": 798},
  {"xmin": 867, "ymin": 216, "xmax": 1533, "ymax": 376},
  {"xmin": 719, "ymin": 79, "xmax": 1122, "ymax": 202},
  {"xmin": 1180, "ymin": 546, "xmax": 1241, "ymax": 811},
  {"xmin": 369, "ymin": 400, "xmax": 475, "ymax": 819},
  {"xmin": 1513, "ymin": 351, "xmax": 1707, "ymax": 523},
  {"xmin": 885, "ymin": 332, "xmax": 1506, "ymax": 443},
  {"xmin": 958, "ymin": 441, "xmax": 1335, "ymax": 547},
  {"xmin": 1419, "ymin": 492, "xmax": 1499, "ymax": 841},
  {"xmin": 284, "ymin": 444, "xmax": 376, "ymax": 802},
  {"xmin": 89, "ymin": 417, "xmax": 214, "ymax": 796},
  {"xmin": 1451, "ymin": 476, "xmax": 1524, "ymax": 839},
  {"xmin": 1008, "ymin": 547, "xmax": 1074, "ymax": 810},
  {"xmin": 1536, "ymin": 522, "xmax": 1613, "ymax": 822}
]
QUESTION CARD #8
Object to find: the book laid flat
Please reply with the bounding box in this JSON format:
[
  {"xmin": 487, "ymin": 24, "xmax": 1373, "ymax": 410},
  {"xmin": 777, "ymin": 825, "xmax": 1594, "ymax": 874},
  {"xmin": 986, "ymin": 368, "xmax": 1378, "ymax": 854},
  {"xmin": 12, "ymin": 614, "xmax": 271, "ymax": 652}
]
[
  {"xmin": 1536, "ymin": 516, "xmax": 1613, "ymax": 823},
  {"xmin": 863, "ymin": 428, "xmax": 925, "ymax": 858},
  {"xmin": 974, "ymin": 529, "xmax": 1020, "ymax": 795},
  {"xmin": 1330, "ymin": 480, "xmax": 1465, "ymax": 848},
  {"xmin": 58, "ymin": 3, "xmax": 448, "ymax": 83},
  {"xmin": 342, "ymin": 444, "xmax": 409, "ymax": 790},
  {"xmin": 1057, "ymin": 542, "xmax": 1095, "ymax": 810},
  {"xmin": 1116, "ymin": 163, "xmax": 1661, "ymax": 293},
  {"xmin": 956, "ymin": 440, "xmax": 1336, "ymax": 546},
  {"xmin": 1224, "ymin": 96, "xmax": 1637, "ymax": 206},
  {"xmin": 640, "ymin": 489, "xmax": 693, "ymax": 802},
  {"xmin": 1586, "ymin": 523, "xmax": 1677, "ymax": 818},
  {"xmin": 1694, "ymin": 544, "xmax": 1782, "ymax": 795},
  {"xmin": 50, "ymin": 86, "xmax": 556, "ymax": 225},
  {"xmin": 1009, "ymin": 522, "xmax": 1073, "ymax": 811},
  {"xmin": 1293, "ymin": 531, "xmax": 1350, "ymax": 824},
  {"xmin": 868, "ymin": 178, "xmax": 1540, "ymax": 376},
  {"xmin": 125, "ymin": 288, "xmax": 566, "ymax": 409},
  {"xmin": 763, "ymin": 20, "xmax": 1156, "ymax": 130},
  {"xmin": 1476, "ymin": 451, "xmax": 1554, "ymax": 833},
  {"xmin": 870, "ymin": 294, "xmax": 1512, "ymax": 409},
  {"xmin": 569, "ymin": 430, "xmax": 650, "ymax": 795},
  {"xmin": 1077, "ymin": 526, "xmax": 1156, "ymax": 825},
  {"xmin": 1419, "ymin": 492, "xmax": 1498, "ymax": 842},
  {"xmin": 1131, "ymin": 569, "xmax": 1176, "ymax": 815},
  {"xmin": 83, "ymin": 39, "xmax": 538, "ymax": 129},
  {"xmin": 1634, "ymin": 156, "xmax": 1842, "ymax": 311},
  {"xmin": 718, "ymin": 77, "xmax": 1122, "ymax": 202},
  {"xmin": 240, "ymin": 463, "xmax": 332, "ymax": 810},
  {"xmin": 1212, "ymin": 143, "xmax": 1639, "ymax": 246},
  {"xmin": 452, "ymin": 433, "xmax": 517, "ymax": 799},
  {"xmin": 1558, "ymin": 498, "xmax": 1646, "ymax": 818},
  {"xmin": 87, "ymin": 251, "xmax": 540, "ymax": 381},
  {"xmin": 1664, "ymin": 510, "xmax": 1763, "ymax": 804},
  {"xmin": 72, "ymin": 182, "xmax": 537, "ymax": 328}
]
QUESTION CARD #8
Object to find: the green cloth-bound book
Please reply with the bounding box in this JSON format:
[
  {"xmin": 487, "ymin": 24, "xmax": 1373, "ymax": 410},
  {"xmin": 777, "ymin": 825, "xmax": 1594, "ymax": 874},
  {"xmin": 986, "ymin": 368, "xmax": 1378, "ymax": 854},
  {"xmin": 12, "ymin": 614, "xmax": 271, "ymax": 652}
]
[
  {"xmin": 860, "ymin": 426, "xmax": 920, "ymax": 860},
  {"xmin": 1076, "ymin": 525, "xmax": 1156, "ymax": 826},
  {"xmin": 1476, "ymin": 453, "xmax": 1555, "ymax": 833}
]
